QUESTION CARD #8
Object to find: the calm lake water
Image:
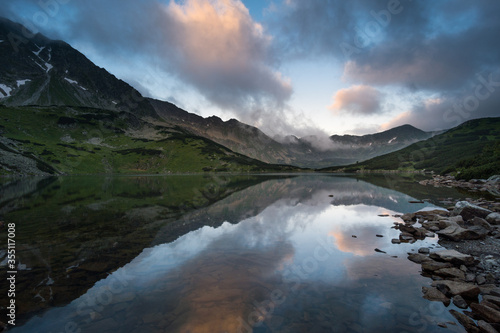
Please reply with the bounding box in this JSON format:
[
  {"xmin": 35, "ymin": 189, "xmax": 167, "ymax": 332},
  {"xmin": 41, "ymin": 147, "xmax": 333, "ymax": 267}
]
[{"xmin": 0, "ymin": 174, "xmax": 477, "ymax": 332}]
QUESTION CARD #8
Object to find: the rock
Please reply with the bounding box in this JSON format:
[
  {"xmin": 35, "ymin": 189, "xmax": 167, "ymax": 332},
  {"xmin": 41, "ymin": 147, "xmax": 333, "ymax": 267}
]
[
  {"xmin": 483, "ymin": 295, "xmax": 500, "ymax": 308},
  {"xmin": 453, "ymin": 201, "xmax": 493, "ymax": 221},
  {"xmin": 472, "ymin": 217, "xmax": 493, "ymax": 231},
  {"xmin": 374, "ymin": 248, "xmax": 386, "ymax": 253},
  {"xmin": 408, "ymin": 253, "xmax": 432, "ymax": 264},
  {"xmin": 391, "ymin": 238, "xmax": 401, "ymax": 244},
  {"xmin": 481, "ymin": 285, "xmax": 500, "ymax": 296},
  {"xmin": 477, "ymin": 275, "xmax": 487, "ymax": 285},
  {"xmin": 418, "ymin": 247, "xmax": 430, "ymax": 254},
  {"xmin": 453, "ymin": 295, "xmax": 469, "ymax": 309},
  {"xmin": 422, "ymin": 260, "xmax": 454, "ymax": 272},
  {"xmin": 437, "ymin": 224, "xmax": 487, "ymax": 241},
  {"xmin": 432, "ymin": 280, "xmax": 481, "ymax": 298},
  {"xmin": 450, "ymin": 215, "xmax": 466, "ymax": 227},
  {"xmin": 434, "ymin": 267, "xmax": 466, "ymax": 280},
  {"xmin": 470, "ymin": 303, "xmax": 500, "ymax": 323},
  {"xmin": 449, "ymin": 309, "xmax": 480, "ymax": 333},
  {"xmin": 482, "ymin": 300, "xmax": 500, "ymax": 312},
  {"xmin": 437, "ymin": 322, "xmax": 448, "ymax": 328},
  {"xmin": 429, "ymin": 250, "xmax": 475, "ymax": 266},
  {"xmin": 352, "ymin": 235, "xmax": 357, "ymax": 238},
  {"xmin": 468, "ymin": 226, "xmax": 489, "ymax": 239},
  {"xmin": 414, "ymin": 227, "xmax": 429, "ymax": 238},
  {"xmin": 486, "ymin": 213, "xmax": 500, "ymax": 225},
  {"xmin": 465, "ymin": 273, "xmax": 476, "ymax": 282},
  {"xmin": 376, "ymin": 234, "xmax": 384, "ymax": 238},
  {"xmin": 477, "ymin": 320, "xmax": 498, "ymax": 333},
  {"xmin": 430, "ymin": 226, "xmax": 440, "ymax": 232},
  {"xmin": 422, "ymin": 286, "xmax": 450, "ymax": 305}
]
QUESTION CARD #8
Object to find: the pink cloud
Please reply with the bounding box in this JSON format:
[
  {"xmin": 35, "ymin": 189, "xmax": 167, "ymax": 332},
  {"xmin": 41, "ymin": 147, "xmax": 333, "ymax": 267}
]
[{"xmin": 329, "ymin": 85, "xmax": 383, "ymax": 115}]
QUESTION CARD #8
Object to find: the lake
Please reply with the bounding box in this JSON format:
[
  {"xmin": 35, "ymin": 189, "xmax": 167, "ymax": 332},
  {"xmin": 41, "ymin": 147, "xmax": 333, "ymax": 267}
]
[{"xmin": 0, "ymin": 174, "xmax": 478, "ymax": 332}]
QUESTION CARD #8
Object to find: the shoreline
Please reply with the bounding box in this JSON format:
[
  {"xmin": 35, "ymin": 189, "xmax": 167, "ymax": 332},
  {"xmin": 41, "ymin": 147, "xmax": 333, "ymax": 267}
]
[{"xmin": 393, "ymin": 177, "xmax": 500, "ymax": 332}]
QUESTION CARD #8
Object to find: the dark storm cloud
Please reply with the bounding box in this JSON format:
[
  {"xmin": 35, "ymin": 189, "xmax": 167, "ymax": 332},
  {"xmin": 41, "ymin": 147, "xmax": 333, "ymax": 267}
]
[{"xmin": 270, "ymin": 0, "xmax": 500, "ymax": 127}]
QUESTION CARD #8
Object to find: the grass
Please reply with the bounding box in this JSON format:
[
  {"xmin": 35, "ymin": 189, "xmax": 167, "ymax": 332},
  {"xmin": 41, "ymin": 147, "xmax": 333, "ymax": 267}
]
[
  {"xmin": 0, "ymin": 106, "xmax": 305, "ymax": 175},
  {"xmin": 321, "ymin": 117, "xmax": 500, "ymax": 179}
]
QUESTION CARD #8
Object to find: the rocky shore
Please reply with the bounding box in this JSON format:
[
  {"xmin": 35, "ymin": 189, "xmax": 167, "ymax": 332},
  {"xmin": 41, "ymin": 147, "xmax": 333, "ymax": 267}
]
[
  {"xmin": 419, "ymin": 175, "xmax": 500, "ymax": 196},
  {"xmin": 393, "ymin": 197, "xmax": 500, "ymax": 332}
]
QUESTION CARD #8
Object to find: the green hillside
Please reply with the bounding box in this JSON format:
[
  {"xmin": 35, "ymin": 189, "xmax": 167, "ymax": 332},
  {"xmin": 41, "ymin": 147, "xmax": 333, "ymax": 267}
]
[
  {"xmin": 0, "ymin": 106, "xmax": 304, "ymax": 175},
  {"xmin": 321, "ymin": 117, "xmax": 500, "ymax": 180}
]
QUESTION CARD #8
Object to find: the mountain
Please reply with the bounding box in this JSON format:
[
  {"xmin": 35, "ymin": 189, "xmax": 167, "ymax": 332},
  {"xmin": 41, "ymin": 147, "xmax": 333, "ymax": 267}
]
[
  {"xmin": 0, "ymin": 18, "xmax": 303, "ymax": 175},
  {"xmin": 322, "ymin": 117, "xmax": 500, "ymax": 180},
  {"xmin": 150, "ymin": 99, "xmax": 294, "ymax": 165},
  {"xmin": 0, "ymin": 18, "xmax": 157, "ymax": 118},
  {"xmin": 152, "ymin": 98, "xmax": 435, "ymax": 168}
]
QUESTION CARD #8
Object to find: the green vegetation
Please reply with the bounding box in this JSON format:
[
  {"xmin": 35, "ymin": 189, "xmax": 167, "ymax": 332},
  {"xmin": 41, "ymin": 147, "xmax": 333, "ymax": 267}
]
[
  {"xmin": 0, "ymin": 106, "xmax": 305, "ymax": 175},
  {"xmin": 321, "ymin": 117, "xmax": 500, "ymax": 180}
]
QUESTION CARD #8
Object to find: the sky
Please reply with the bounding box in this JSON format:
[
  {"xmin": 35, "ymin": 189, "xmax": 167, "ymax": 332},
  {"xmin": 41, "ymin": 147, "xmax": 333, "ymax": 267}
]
[{"xmin": 2, "ymin": 0, "xmax": 500, "ymax": 137}]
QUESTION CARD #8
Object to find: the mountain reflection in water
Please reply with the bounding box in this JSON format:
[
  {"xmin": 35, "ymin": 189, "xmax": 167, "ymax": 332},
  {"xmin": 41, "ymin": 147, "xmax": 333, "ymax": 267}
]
[{"xmin": 3, "ymin": 175, "xmax": 466, "ymax": 332}]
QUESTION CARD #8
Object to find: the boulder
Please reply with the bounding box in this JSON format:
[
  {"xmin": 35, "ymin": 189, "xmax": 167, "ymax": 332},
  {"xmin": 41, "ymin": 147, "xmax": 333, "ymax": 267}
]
[
  {"xmin": 477, "ymin": 320, "xmax": 498, "ymax": 333},
  {"xmin": 483, "ymin": 295, "xmax": 500, "ymax": 307},
  {"xmin": 486, "ymin": 213, "xmax": 500, "ymax": 225},
  {"xmin": 470, "ymin": 303, "xmax": 500, "ymax": 323},
  {"xmin": 472, "ymin": 217, "xmax": 493, "ymax": 231},
  {"xmin": 422, "ymin": 286, "xmax": 450, "ymax": 305},
  {"xmin": 434, "ymin": 267, "xmax": 466, "ymax": 280},
  {"xmin": 437, "ymin": 224, "xmax": 487, "ymax": 241},
  {"xmin": 429, "ymin": 250, "xmax": 475, "ymax": 266},
  {"xmin": 453, "ymin": 201, "xmax": 493, "ymax": 221},
  {"xmin": 422, "ymin": 261, "xmax": 454, "ymax": 272},
  {"xmin": 449, "ymin": 310, "xmax": 479, "ymax": 333},
  {"xmin": 432, "ymin": 280, "xmax": 481, "ymax": 298}
]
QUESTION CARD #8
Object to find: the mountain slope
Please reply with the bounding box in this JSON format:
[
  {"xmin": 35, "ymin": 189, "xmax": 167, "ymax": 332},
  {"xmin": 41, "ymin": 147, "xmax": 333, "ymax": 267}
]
[
  {"xmin": 0, "ymin": 17, "xmax": 156, "ymax": 118},
  {"xmin": 0, "ymin": 105, "xmax": 304, "ymax": 175},
  {"xmin": 151, "ymin": 98, "xmax": 435, "ymax": 168},
  {"xmin": 150, "ymin": 99, "xmax": 293, "ymax": 165},
  {"xmin": 322, "ymin": 117, "xmax": 500, "ymax": 179}
]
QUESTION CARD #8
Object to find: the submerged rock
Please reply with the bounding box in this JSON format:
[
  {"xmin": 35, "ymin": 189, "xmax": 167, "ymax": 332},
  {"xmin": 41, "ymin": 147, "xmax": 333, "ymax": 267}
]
[{"xmin": 449, "ymin": 309, "xmax": 479, "ymax": 333}]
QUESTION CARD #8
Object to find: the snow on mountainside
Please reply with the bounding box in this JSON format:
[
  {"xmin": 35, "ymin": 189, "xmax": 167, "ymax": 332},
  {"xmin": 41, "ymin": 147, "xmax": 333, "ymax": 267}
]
[{"xmin": 0, "ymin": 17, "xmax": 156, "ymax": 118}]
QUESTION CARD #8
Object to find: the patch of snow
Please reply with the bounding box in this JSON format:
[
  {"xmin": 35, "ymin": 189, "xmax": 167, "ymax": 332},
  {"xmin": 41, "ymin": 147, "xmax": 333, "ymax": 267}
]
[
  {"xmin": 388, "ymin": 137, "xmax": 397, "ymax": 144},
  {"xmin": 64, "ymin": 77, "xmax": 78, "ymax": 85},
  {"xmin": 112, "ymin": 101, "xmax": 118, "ymax": 105},
  {"xmin": 46, "ymin": 276, "xmax": 54, "ymax": 286},
  {"xmin": 17, "ymin": 79, "xmax": 31, "ymax": 87},
  {"xmin": 45, "ymin": 62, "xmax": 53, "ymax": 72},
  {"xmin": 65, "ymin": 70, "xmax": 68, "ymax": 74},
  {"xmin": 0, "ymin": 40, "xmax": 4, "ymax": 43},
  {"xmin": 32, "ymin": 45, "xmax": 45, "ymax": 56},
  {"xmin": 0, "ymin": 83, "xmax": 12, "ymax": 98},
  {"xmin": 33, "ymin": 59, "xmax": 46, "ymax": 72},
  {"xmin": 64, "ymin": 77, "xmax": 87, "ymax": 91}
]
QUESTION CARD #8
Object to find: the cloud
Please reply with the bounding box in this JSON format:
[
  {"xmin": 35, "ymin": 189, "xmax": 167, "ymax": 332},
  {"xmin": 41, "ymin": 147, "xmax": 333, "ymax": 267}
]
[
  {"xmin": 161, "ymin": 0, "xmax": 292, "ymax": 109},
  {"xmin": 2, "ymin": 0, "xmax": 292, "ymax": 120},
  {"xmin": 381, "ymin": 71, "xmax": 500, "ymax": 131},
  {"xmin": 329, "ymin": 85, "xmax": 383, "ymax": 115}
]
